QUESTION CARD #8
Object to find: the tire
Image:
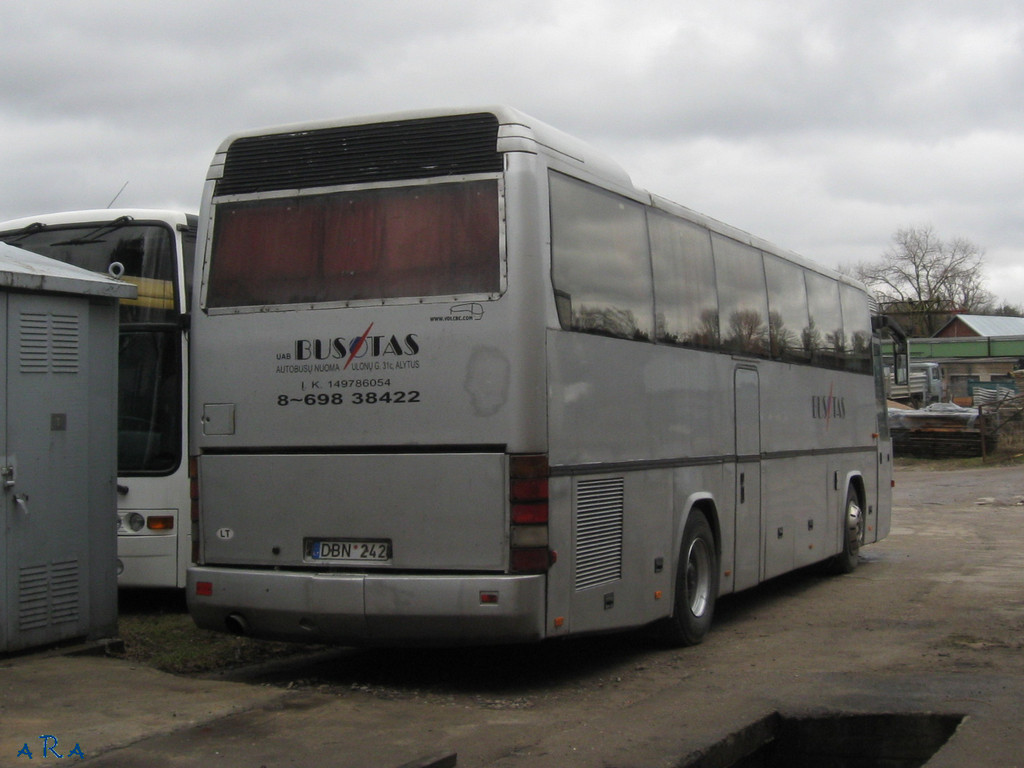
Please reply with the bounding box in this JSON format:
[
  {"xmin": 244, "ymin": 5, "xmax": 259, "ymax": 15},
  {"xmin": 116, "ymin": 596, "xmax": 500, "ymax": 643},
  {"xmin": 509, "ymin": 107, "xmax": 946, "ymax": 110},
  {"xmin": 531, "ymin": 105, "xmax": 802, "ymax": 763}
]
[
  {"xmin": 661, "ymin": 511, "xmax": 718, "ymax": 646},
  {"xmin": 827, "ymin": 485, "xmax": 863, "ymax": 575}
]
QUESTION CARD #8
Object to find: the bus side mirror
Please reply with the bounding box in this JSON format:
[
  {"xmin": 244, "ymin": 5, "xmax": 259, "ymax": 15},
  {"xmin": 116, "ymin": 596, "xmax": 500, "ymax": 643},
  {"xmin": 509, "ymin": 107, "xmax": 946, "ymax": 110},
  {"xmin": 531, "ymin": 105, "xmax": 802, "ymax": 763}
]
[
  {"xmin": 873, "ymin": 314, "xmax": 909, "ymax": 386},
  {"xmin": 893, "ymin": 349, "xmax": 908, "ymax": 386}
]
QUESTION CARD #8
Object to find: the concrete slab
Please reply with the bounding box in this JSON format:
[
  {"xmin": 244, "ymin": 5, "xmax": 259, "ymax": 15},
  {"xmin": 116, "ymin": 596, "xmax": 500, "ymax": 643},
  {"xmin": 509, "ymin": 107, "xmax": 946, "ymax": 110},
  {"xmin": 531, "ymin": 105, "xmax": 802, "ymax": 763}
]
[{"xmin": 3, "ymin": 464, "xmax": 1023, "ymax": 767}]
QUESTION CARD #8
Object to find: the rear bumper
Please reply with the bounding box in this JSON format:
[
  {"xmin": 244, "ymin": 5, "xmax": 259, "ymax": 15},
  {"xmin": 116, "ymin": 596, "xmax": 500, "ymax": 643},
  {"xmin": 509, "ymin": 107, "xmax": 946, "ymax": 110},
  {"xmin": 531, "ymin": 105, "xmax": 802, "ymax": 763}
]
[
  {"xmin": 187, "ymin": 567, "xmax": 547, "ymax": 646},
  {"xmin": 117, "ymin": 534, "xmax": 182, "ymax": 588}
]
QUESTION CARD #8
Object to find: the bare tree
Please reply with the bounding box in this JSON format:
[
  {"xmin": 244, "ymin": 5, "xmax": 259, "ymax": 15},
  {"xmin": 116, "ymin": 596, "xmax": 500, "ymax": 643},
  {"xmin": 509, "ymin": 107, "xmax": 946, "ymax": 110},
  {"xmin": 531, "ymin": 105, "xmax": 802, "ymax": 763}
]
[
  {"xmin": 851, "ymin": 225, "xmax": 993, "ymax": 336},
  {"xmin": 989, "ymin": 301, "xmax": 1024, "ymax": 317}
]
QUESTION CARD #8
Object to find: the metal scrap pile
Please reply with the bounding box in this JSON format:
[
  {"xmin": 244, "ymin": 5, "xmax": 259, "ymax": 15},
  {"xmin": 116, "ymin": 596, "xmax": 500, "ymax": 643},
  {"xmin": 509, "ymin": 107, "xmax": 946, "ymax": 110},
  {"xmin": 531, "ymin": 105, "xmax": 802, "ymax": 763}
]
[{"xmin": 889, "ymin": 403, "xmax": 993, "ymax": 458}]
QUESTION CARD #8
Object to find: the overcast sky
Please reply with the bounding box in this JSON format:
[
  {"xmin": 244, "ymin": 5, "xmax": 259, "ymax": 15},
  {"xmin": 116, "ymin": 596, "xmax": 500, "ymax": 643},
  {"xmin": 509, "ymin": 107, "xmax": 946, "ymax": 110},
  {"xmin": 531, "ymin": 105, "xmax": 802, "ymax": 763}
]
[{"xmin": 3, "ymin": 1, "xmax": 1023, "ymax": 306}]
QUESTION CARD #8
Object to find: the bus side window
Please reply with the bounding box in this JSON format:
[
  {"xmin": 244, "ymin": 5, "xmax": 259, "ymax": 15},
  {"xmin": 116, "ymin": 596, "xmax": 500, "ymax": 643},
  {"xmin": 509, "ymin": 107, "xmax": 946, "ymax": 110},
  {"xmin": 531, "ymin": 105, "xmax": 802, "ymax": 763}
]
[
  {"xmin": 764, "ymin": 253, "xmax": 811, "ymax": 363},
  {"xmin": 712, "ymin": 234, "xmax": 770, "ymax": 358},
  {"xmin": 839, "ymin": 282, "xmax": 873, "ymax": 374},
  {"xmin": 649, "ymin": 211, "xmax": 719, "ymax": 350},
  {"xmin": 549, "ymin": 172, "xmax": 653, "ymax": 341},
  {"xmin": 805, "ymin": 272, "xmax": 844, "ymax": 369}
]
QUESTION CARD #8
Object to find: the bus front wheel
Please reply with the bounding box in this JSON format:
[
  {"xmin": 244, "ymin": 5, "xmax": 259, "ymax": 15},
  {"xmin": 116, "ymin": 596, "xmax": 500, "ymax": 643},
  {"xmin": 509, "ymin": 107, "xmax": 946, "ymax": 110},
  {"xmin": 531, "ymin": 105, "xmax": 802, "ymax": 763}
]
[
  {"xmin": 661, "ymin": 511, "xmax": 718, "ymax": 647},
  {"xmin": 826, "ymin": 485, "xmax": 863, "ymax": 575}
]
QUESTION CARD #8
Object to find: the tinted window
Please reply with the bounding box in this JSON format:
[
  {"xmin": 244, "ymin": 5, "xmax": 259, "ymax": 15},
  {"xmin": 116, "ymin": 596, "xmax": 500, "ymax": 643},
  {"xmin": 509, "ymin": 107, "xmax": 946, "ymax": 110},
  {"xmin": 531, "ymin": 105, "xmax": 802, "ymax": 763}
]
[
  {"xmin": 207, "ymin": 179, "xmax": 500, "ymax": 307},
  {"xmin": 712, "ymin": 234, "xmax": 769, "ymax": 356},
  {"xmin": 118, "ymin": 329, "xmax": 181, "ymax": 475},
  {"xmin": 840, "ymin": 282, "xmax": 873, "ymax": 373},
  {"xmin": 650, "ymin": 212, "xmax": 719, "ymax": 348},
  {"xmin": 764, "ymin": 254, "xmax": 812, "ymax": 362},
  {"xmin": 805, "ymin": 271, "xmax": 844, "ymax": 367},
  {"xmin": 550, "ymin": 173, "xmax": 653, "ymax": 340},
  {"xmin": 543, "ymin": 173, "xmax": 875, "ymax": 375}
]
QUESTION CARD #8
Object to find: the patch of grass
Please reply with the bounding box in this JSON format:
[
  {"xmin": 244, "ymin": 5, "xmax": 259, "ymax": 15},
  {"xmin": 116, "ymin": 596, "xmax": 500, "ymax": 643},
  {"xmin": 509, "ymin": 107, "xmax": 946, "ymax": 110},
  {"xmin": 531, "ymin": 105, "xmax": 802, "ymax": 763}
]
[
  {"xmin": 116, "ymin": 613, "xmax": 305, "ymax": 674},
  {"xmin": 113, "ymin": 589, "xmax": 314, "ymax": 675}
]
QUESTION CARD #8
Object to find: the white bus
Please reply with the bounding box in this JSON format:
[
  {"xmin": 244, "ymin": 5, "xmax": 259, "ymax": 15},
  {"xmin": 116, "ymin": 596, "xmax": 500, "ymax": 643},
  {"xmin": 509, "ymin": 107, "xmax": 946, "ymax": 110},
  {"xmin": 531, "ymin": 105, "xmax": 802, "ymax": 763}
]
[
  {"xmin": 0, "ymin": 209, "xmax": 196, "ymax": 588},
  {"xmin": 187, "ymin": 107, "xmax": 903, "ymax": 646}
]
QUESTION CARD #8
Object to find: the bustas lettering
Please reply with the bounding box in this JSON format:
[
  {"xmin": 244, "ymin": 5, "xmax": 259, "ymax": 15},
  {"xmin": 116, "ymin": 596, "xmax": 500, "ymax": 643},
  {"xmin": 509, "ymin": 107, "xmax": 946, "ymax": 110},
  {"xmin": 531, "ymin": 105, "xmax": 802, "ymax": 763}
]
[
  {"xmin": 811, "ymin": 394, "xmax": 846, "ymax": 420},
  {"xmin": 295, "ymin": 334, "xmax": 420, "ymax": 362},
  {"xmin": 290, "ymin": 322, "xmax": 418, "ymax": 371}
]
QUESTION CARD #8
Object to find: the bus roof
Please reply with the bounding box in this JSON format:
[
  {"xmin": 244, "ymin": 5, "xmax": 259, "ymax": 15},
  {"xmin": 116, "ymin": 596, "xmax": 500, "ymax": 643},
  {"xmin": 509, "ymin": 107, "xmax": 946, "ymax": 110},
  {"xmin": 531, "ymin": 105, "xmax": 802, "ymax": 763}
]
[{"xmin": 207, "ymin": 105, "xmax": 637, "ymax": 195}]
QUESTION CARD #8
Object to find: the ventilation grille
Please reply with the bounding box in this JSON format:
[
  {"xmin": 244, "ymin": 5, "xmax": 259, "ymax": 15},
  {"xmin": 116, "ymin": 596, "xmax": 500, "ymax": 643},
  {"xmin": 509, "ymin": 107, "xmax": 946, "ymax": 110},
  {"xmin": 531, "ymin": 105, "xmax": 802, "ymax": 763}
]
[
  {"xmin": 19, "ymin": 312, "xmax": 80, "ymax": 374},
  {"xmin": 18, "ymin": 560, "xmax": 81, "ymax": 631},
  {"xmin": 574, "ymin": 478, "xmax": 624, "ymax": 591},
  {"xmin": 217, "ymin": 112, "xmax": 504, "ymax": 196}
]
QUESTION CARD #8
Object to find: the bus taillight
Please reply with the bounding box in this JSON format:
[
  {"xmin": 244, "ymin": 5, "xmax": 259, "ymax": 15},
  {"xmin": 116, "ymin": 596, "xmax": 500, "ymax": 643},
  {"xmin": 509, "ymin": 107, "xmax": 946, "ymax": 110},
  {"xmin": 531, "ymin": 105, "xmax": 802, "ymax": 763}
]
[
  {"xmin": 509, "ymin": 454, "xmax": 552, "ymax": 573},
  {"xmin": 510, "ymin": 547, "xmax": 553, "ymax": 573}
]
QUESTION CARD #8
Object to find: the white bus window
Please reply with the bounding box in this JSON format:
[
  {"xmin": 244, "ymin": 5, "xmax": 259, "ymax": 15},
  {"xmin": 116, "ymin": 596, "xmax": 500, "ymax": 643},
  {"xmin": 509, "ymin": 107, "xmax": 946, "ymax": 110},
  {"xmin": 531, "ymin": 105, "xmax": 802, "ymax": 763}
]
[
  {"xmin": 118, "ymin": 329, "xmax": 181, "ymax": 473},
  {"xmin": 840, "ymin": 282, "xmax": 873, "ymax": 374},
  {"xmin": 207, "ymin": 180, "xmax": 500, "ymax": 308},
  {"xmin": 550, "ymin": 172, "xmax": 653, "ymax": 340},
  {"xmin": 805, "ymin": 271, "xmax": 844, "ymax": 368},
  {"xmin": 712, "ymin": 234, "xmax": 770, "ymax": 356},
  {"xmin": 649, "ymin": 211, "xmax": 719, "ymax": 349},
  {"xmin": 764, "ymin": 253, "xmax": 812, "ymax": 363}
]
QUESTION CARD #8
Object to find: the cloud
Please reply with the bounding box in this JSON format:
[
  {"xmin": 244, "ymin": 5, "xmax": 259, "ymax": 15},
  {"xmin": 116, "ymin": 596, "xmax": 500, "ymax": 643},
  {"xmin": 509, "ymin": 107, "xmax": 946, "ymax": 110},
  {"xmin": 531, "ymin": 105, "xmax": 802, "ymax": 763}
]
[{"xmin": 2, "ymin": 0, "xmax": 1023, "ymax": 304}]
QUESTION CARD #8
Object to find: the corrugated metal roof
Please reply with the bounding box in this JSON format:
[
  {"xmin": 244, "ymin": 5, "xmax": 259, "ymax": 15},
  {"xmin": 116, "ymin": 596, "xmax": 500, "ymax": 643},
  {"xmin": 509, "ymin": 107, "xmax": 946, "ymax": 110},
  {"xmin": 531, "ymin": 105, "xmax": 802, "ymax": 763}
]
[
  {"xmin": 946, "ymin": 314, "xmax": 1024, "ymax": 337},
  {"xmin": 0, "ymin": 242, "xmax": 137, "ymax": 299}
]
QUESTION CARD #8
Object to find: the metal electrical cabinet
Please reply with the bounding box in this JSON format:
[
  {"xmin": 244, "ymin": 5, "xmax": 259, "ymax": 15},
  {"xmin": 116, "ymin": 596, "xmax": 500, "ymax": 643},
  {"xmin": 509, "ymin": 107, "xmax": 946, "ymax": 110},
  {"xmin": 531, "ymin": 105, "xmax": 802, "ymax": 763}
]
[{"xmin": 1, "ymin": 242, "xmax": 135, "ymax": 653}]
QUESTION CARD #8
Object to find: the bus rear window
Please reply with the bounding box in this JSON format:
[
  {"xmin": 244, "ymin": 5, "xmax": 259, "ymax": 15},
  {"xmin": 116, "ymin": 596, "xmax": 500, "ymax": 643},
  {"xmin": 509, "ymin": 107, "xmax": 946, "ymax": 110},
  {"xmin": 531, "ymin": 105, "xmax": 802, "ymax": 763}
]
[{"xmin": 206, "ymin": 179, "xmax": 500, "ymax": 308}]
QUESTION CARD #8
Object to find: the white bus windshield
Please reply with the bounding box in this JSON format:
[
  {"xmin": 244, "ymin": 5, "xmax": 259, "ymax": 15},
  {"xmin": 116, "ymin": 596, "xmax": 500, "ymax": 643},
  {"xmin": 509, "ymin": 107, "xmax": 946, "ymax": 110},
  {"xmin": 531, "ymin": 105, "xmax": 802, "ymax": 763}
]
[
  {"xmin": 207, "ymin": 179, "xmax": 500, "ymax": 307},
  {"xmin": 3, "ymin": 220, "xmax": 180, "ymax": 322}
]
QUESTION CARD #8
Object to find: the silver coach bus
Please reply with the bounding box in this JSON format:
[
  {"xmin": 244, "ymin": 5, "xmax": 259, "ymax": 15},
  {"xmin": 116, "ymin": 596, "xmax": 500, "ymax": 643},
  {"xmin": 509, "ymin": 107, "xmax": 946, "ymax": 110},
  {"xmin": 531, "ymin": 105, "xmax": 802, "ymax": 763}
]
[{"xmin": 187, "ymin": 107, "xmax": 905, "ymax": 646}]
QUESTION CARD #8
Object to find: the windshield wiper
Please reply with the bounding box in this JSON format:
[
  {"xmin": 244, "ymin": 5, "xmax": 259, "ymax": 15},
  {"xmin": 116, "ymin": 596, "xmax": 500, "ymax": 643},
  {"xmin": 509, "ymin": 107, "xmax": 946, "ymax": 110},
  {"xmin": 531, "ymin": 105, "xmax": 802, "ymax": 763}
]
[
  {"xmin": 1, "ymin": 221, "xmax": 48, "ymax": 243},
  {"xmin": 51, "ymin": 214, "xmax": 135, "ymax": 246}
]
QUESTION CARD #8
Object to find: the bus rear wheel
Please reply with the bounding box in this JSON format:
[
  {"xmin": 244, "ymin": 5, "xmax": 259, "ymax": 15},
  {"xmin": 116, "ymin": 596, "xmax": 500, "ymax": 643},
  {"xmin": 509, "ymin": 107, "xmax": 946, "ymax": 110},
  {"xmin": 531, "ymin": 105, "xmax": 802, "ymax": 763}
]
[{"xmin": 661, "ymin": 511, "xmax": 718, "ymax": 646}]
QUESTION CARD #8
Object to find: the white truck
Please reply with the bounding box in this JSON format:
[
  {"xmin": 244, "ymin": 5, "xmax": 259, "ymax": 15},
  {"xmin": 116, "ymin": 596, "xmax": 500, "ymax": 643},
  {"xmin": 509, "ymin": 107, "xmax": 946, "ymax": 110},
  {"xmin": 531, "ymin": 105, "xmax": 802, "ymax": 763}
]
[{"xmin": 889, "ymin": 361, "xmax": 944, "ymax": 407}]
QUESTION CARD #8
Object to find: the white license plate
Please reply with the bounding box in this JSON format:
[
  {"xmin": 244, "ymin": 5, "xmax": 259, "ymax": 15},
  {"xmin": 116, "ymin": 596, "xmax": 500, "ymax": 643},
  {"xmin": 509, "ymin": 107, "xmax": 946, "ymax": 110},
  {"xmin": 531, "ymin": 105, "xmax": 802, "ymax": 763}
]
[{"xmin": 306, "ymin": 539, "xmax": 391, "ymax": 563}]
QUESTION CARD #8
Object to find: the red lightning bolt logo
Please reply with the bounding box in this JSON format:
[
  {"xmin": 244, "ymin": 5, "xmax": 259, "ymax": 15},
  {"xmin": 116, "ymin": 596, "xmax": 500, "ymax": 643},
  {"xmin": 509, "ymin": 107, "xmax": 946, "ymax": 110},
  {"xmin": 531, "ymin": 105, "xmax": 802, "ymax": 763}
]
[
  {"xmin": 343, "ymin": 323, "xmax": 374, "ymax": 370},
  {"xmin": 825, "ymin": 381, "xmax": 834, "ymax": 431}
]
